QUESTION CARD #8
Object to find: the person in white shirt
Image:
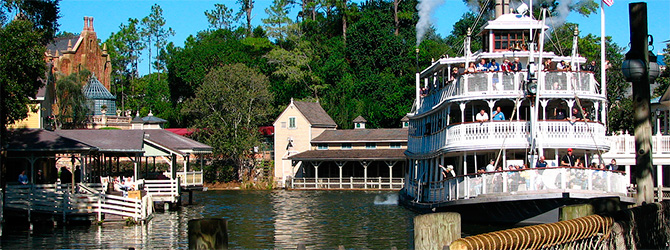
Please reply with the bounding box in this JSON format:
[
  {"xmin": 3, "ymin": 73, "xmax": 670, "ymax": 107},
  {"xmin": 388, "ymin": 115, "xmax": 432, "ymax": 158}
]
[
  {"xmin": 475, "ymin": 109, "xmax": 489, "ymax": 122},
  {"xmin": 486, "ymin": 159, "xmax": 496, "ymax": 172}
]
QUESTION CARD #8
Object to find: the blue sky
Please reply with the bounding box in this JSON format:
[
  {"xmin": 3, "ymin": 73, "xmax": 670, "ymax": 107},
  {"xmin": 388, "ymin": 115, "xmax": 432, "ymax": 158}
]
[{"xmin": 58, "ymin": 0, "xmax": 669, "ymax": 76}]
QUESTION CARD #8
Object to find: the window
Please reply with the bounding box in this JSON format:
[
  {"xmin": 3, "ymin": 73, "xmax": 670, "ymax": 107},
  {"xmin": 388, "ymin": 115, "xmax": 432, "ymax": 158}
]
[
  {"xmin": 390, "ymin": 142, "xmax": 401, "ymax": 148},
  {"xmin": 289, "ymin": 117, "xmax": 296, "ymax": 129},
  {"xmin": 493, "ymin": 31, "xmax": 529, "ymax": 51},
  {"xmin": 356, "ymin": 123, "xmax": 361, "ymax": 128},
  {"xmin": 281, "ymin": 122, "xmax": 287, "ymax": 128},
  {"xmin": 341, "ymin": 143, "xmax": 352, "ymax": 149},
  {"xmin": 366, "ymin": 143, "xmax": 376, "ymax": 149},
  {"xmin": 317, "ymin": 143, "xmax": 328, "ymax": 150}
]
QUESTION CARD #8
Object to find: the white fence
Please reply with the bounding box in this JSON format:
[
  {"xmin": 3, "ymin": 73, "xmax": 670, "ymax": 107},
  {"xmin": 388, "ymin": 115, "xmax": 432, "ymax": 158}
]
[
  {"xmin": 404, "ymin": 167, "xmax": 628, "ymax": 204},
  {"xmin": 607, "ymin": 134, "xmax": 670, "ymax": 154},
  {"xmin": 4, "ymin": 184, "xmax": 153, "ymax": 223},
  {"xmin": 144, "ymin": 179, "xmax": 180, "ymax": 203},
  {"xmin": 291, "ymin": 177, "xmax": 405, "ymax": 190},
  {"xmin": 175, "ymin": 171, "xmax": 204, "ymax": 187}
]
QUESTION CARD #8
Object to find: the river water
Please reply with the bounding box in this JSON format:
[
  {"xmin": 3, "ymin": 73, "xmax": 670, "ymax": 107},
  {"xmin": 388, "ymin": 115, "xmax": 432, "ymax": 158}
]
[{"xmin": 1, "ymin": 190, "xmax": 420, "ymax": 249}]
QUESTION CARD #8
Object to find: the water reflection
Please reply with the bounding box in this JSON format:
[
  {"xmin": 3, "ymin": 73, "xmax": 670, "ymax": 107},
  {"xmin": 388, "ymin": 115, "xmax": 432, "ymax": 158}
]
[{"xmin": 1, "ymin": 190, "xmax": 416, "ymax": 249}]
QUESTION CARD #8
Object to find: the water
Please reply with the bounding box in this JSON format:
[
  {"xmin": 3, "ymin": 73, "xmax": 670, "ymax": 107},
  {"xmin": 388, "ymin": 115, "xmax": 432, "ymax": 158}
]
[{"xmin": 0, "ymin": 190, "xmax": 417, "ymax": 249}]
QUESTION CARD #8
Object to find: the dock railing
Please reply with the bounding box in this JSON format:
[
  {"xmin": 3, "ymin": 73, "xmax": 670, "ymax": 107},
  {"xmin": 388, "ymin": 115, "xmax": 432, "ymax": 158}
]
[
  {"xmin": 405, "ymin": 167, "xmax": 628, "ymax": 203},
  {"xmin": 144, "ymin": 179, "xmax": 180, "ymax": 203},
  {"xmin": 175, "ymin": 171, "xmax": 204, "ymax": 187},
  {"xmin": 291, "ymin": 177, "xmax": 404, "ymax": 190},
  {"xmin": 4, "ymin": 184, "xmax": 153, "ymax": 223}
]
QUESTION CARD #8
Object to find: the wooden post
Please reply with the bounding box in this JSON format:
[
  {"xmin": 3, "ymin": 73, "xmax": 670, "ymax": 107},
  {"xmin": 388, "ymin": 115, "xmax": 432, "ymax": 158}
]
[
  {"xmin": 414, "ymin": 212, "xmax": 461, "ymax": 250},
  {"xmin": 188, "ymin": 218, "xmax": 228, "ymax": 249},
  {"xmin": 559, "ymin": 204, "xmax": 593, "ymax": 221}
]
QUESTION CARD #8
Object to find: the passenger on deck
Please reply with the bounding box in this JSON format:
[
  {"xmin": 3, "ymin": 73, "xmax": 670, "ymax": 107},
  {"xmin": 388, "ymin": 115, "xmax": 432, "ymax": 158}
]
[
  {"xmin": 557, "ymin": 60, "xmax": 567, "ymax": 70},
  {"xmin": 475, "ymin": 109, "xmax": 489, "ymax": 123},
  {"xmin": 74, "ymin": 166, "xmax": 81, "ymax": 184},
  {"xmin": 570, "ymin": 107, "xmax": 584, "ymax": 122},
  {"xmin": 554, "ymin": 108, "xmax": 565, "ymax": 120},
  {"xmin": 542, "ymin": 58, "xmax": 555, "ymax": 71},
  {"xmin": 511, "ymin": 58, "xmax": 523, "ymax": 72},
  {"xmin": 476, "ymin": 59, "xmax": 488, "ymax": 72},
  {"xmin": 536, "ymin": 156, "xmax": 548, "ymax": 168},
  {"xmin": 607, "ymin": 159, "xmax": 618, "ymax": 171},
  {"xmin": 501, "ymin": 59, "xmax": 511, "ymax": 73},
  {"xmin": 36, "ymin": 170, "xmax": 44, "ymax": 184},
  {"xmin": 18, "ymin": 170, "xmax": 28, "ymax": 184},
  {"xmin": 450, "ymin": 67, "xmax": 459, "ymax": 82},
  {"xmin": 440, "ymin": 165, "xmax": 456, "ymax": 178},
  {"xmin": 486, "ymin": 159, "xmax": 496, "ymax": 172},
  {"xmin": 468, "ymin": 62, "xmax": 477, "ymax": 73},
  {"xmin": 560, "ymin": 148, "xmax": 576, "ymax": 167},
  {"xmin": 583, "ymin": 61, "xmax": 597, "ymax": 72},
  {"xmin": 492, "ymin": 107, "xmax": 505, "ymax": 121},
  {"xmin": 488, "ymin": 59, "xmax": 500, "ymax": 72}
]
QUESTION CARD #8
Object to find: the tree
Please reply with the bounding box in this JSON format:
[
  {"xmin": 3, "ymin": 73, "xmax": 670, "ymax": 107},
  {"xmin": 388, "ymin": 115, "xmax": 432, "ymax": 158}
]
[
  {"xmin": 182, "ymin": 64, "xmax": 273, "ymax": 180},
  {"xmin": 0, "ymin": 19, "xmax": 47, "ymax": 126},
  {"xmin": 237, "ymin": 0, "xmax": 254, "ymax": 36},
  {"xmin": 141, "ymin": 4, "xmax": 175, "ymax": 76},
  {"xmin": 266, "ymin": 37, "xmax": 325, "ymax": 100},
  {"xmin": 2, "ymin": 0, "xmax": 60, "ymax": 44},
  {"xmin": 262, "ymin": 0, "xmax": 292, "ymax": 41},
  {"xmin": 205, "ymin": 3, "xmax": 236, "ymax": 30},
  {"xmin": 653, "ymin": 43, "xmax": 670, "ymax": 97},
  {"xmin": 105, "ymin": 18, "xmax": 144, "ymax": 112},
  {"xmin": 54, "ymin": 70, "xmax": 90, "ymax": 129}
]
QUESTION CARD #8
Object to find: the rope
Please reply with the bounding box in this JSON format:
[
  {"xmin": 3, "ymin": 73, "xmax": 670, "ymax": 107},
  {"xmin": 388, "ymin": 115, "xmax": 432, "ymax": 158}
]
[
  {"xmin": 568, "ymin": 73, "xmax": 606, "ymax": 166},
  {"xmin": 450, "ymin": 214, "xmax": 614, "ymax": 250}
]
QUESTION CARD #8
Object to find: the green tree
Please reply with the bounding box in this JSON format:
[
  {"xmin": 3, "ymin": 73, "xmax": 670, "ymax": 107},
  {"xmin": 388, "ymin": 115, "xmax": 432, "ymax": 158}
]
[
  {"xmin": 0, "ymin": 19, "xmax": 47, "ymax": 126},
  {"xmin": 183, "ymin": 64, "xmax": 273, "ymax": 180},
  {"xmin": 237, "ymin": 0, "xmax": 254, "ymax": 36},
  {"xmin": 141, "ymin": 4, "xmax": 175, "ymax": 76},
  {"xmin": 54, "ymin": 70, "xmax": 90, "ymax": 129},
  {"xmin": 653, "ymin": 43, "xmax": 670, "ymax": 97},
  {"xmin": 205, "ymin": 3, "xmax": 236, "ymax": 30},
  {"xmin": 105, "ymin": 18, "xmax": 144, "ymax": 112},
  {"xmin": 262, "ymin": 0, "xmax": 292, "ymax": 41},
  {"xmin": 2, "ymin": 0, "xmax": 60, "ymax": 44}
]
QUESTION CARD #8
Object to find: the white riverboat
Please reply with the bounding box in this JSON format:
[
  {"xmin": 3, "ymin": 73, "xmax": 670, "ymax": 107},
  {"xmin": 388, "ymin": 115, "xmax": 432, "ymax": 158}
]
[{"xmin": 399, "ymin": 3, "xmax": 634, "ymax": 224}]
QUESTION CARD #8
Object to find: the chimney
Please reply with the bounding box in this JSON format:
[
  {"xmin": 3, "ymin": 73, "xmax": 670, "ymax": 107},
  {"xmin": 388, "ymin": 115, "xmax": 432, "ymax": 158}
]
[
  {"xmin": 495, "ymin": 0, "xmax": 510, "ymax": 18},
  {"xmin": 90, "ymin": 17, "xmax": 94, "ymax": 31}
]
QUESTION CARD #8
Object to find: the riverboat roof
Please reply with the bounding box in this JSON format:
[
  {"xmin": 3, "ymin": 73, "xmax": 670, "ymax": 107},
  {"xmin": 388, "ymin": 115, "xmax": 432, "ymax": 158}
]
[
  {"xmin": 288, "ymin": 149, "xmax": 406, "ymax": 161},
  {"xmin": 482, "ymin": 14, "xmax": 548, "ymax": 31},
  {"xmin": 312, "ymin": 128, "xmax": 408, "ymax": 143},
  {"xmin": 6, "ymin": 129, "xmax": 96, "ymax": 153}
]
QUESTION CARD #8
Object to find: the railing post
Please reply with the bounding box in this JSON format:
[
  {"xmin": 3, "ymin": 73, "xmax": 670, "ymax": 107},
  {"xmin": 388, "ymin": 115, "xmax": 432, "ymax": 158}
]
[
  {"xmin": 588, "ymin": 170, "xmax": 593, "ymax": 190},
  {"xmin": 98, "ymin": 193, "xmax": 102, "ymax": 222},
  {"xmin": 561, "ymin": 168, "xmax": 567, "ymax": 189},
  {"xmin": 482, "ymin": 175, "xmax": 487, "ymax": 195},
  {"xmin": 502, "ymin": 172, "xmax": 508, "ymax": 193}
]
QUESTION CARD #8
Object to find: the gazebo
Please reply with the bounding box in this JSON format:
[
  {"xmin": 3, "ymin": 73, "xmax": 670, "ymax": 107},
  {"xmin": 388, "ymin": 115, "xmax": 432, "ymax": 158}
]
[{"xmin": 83, "ymin": 75, "xmax": 116, "ymax": 116}]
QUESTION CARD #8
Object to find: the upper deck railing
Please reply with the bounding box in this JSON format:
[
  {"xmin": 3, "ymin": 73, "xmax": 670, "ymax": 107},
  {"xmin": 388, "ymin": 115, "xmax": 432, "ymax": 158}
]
[
  {"xmin": 403, "ymin": 167, "xmax": 628, "ymax": 204},
  {"xmin": 407, "ymin": 120, "xmax": 608, "ymax": 155},
  {"xmin": 417, "ymin": 71, "xmax": 601, "ymax": 115}
]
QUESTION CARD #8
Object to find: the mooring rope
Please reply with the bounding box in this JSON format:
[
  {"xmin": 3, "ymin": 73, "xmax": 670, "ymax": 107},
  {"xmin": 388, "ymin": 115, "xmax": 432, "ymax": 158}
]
[{"xmin": 450, "ymin": 215, "xmax": 614, "ymax": 250}]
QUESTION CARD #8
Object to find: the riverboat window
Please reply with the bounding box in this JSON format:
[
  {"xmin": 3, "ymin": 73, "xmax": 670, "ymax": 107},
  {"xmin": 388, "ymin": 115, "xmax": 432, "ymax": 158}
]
[
  {"xmin": 493, "ymin": 31, "xmax": 528, "ymax": 51},
  {"xmin": 390, "ymin": 142, "xmax": 401, "ymax": 148},
  {"xmin": 289, "ymin": 117, "xmax": 296, "ymax": 129},
  {"xmin": 341, "ymin": 143, "xmax": 352, "ymax": 149},
  {"xmin": 366, "ymin": 143, "xmax": 377, "ymax": 149},
  {"xmin": 317, "ymin": 143, "xmax": 328, "ymax": 150}
]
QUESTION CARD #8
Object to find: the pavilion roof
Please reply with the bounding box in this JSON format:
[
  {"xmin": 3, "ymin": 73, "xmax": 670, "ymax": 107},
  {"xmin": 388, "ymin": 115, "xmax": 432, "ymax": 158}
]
[
  {"xmin": 311, "ymin": 128, "xmax": 408, "ymax": 143},
  {"xmin": 143, "ymin": 129, "xmax": 212, "ymax": 155},
  {"xmin": 7, "ymin": 129, "xmax": 96, "ymax": 153},
  {"xmin": 56, "ymin": 129, "xmax": 144, "ymax": 153}
]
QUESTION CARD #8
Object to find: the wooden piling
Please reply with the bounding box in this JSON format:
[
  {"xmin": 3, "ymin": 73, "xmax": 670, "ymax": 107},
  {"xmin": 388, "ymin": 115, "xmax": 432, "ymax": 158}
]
[
  {"xmin": 188, "ymin": 218, "xmax": 228, "ymax": 249},
  {"xmin": 414, "ymin": 212, "xmax": 461, "ymax": 250},
  {"xmin": 559, "ymin": 204, "xmax": 593, "ymax": 221}
]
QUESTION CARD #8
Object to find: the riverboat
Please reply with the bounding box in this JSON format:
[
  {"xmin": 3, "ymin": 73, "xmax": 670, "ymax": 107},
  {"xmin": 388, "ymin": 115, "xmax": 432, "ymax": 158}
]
[{"xmin": 399, "ymin": 2, "xmax": 634, "ymax": 224}]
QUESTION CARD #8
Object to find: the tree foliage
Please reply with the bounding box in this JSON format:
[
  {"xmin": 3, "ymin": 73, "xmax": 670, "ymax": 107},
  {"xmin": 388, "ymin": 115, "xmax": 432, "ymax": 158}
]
[
  {"xmin": 141, "ymin": 4, "xmax": 174, "ymax": 75},
  {"xmin": 0, "ymin": 19, "xmax": 47, "ymax": 126},
  {"xmin": 205, "ymin": 3, "xmax": 236, "ymax": 30},
  {"xmin": 183, "ymin": 64, "xmax": 273, "ymax": 180},
  {"xmin": 54, "ymin": 70, "xmax": 90, "ymax": 129}
]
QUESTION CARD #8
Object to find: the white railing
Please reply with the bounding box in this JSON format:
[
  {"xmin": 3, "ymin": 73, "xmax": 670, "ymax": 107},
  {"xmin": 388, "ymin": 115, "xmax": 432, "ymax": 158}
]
[
  {"xmin": 408, "ymin": 120, "xmax": 608, "ymax": 155},
  {"xmin": 291, "ymin": 177, "xmax": 404, "ymax": 190},
  {"xmin": 144, "ymin": 179, "xmax": 179, "ymax": 203},
  {"xmin": 175, "ymin": 171, "xmax": 204, "ymax": 187},
  {"xmin": 95, "ymin": 193, "xmax": 153, "ymax": 222},
  {"xmin": 417, "ymin": 71, "xmax": 601, "ymax": 114},
  {"xmin": 4, "ymin": 184, "xmax": 153, "ymax": 223},
  {"xmin": 607, "ymin": 134, "xmax": 670, "ymax": 154},
  {"xmin": 404, "ymin": 167, "xmax": 628, "ymax": 204}
]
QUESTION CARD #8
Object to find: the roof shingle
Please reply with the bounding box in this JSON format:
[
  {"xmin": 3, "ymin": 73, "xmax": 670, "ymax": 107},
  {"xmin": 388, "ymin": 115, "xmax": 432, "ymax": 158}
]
[
  {"xmin": 293, "ymin": 101, "xmax": 337, "ymax": 128},
  {"xmin": 289, "ymin": 149, "xmax": 406, "ymax": 161},
  {"xmin": 312, "ymin": 128, "xmax": 408, "ymax": 142}
]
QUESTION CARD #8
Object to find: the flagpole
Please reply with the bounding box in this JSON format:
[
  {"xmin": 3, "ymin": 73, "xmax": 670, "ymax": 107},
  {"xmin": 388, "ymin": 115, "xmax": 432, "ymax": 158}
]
[{"xmin": 601, "ymin": 0, "xmax": 607, "ymax": 124}]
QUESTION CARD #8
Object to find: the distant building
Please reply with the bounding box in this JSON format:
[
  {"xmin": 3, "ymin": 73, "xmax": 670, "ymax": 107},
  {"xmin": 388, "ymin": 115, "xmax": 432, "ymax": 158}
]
[
  {"xmin": 273, "ymin": 99, "xmax": 337, "ymax": 187},
  {"xmin": 273, "ymin": 99, "xmax": 408, "ymax": 189}
]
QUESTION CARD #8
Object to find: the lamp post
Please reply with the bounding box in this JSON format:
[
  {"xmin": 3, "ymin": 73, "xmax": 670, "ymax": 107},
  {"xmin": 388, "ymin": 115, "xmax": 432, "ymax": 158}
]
[{"xmin": 622, "ymin": 2, "xmax": 661, "ymax": 205}]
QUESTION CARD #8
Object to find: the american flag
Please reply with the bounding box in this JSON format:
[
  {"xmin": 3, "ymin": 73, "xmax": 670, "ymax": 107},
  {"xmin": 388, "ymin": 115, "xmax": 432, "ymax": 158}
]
[{"xmin": 603, "ymin": 0, "xmax": 613, "ymax": 7}]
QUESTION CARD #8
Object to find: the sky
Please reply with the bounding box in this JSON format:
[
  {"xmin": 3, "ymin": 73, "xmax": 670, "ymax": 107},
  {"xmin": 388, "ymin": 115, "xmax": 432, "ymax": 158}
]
[{"xmin": 57, "ymin": 0, "xmax": 670, "ymax": 76}]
